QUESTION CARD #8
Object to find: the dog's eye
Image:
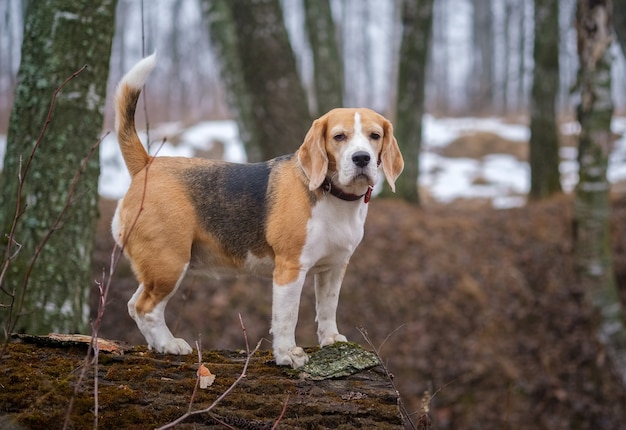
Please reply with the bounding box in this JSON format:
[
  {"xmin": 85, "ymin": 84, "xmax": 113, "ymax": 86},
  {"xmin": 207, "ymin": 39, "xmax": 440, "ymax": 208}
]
[
  {"xmin": 370, "ymin": 132, "xmax": 381, "ymax": 140},
  {"xmin": 334, "ymin": 133, "xmax": 346, "ymax": 142}
]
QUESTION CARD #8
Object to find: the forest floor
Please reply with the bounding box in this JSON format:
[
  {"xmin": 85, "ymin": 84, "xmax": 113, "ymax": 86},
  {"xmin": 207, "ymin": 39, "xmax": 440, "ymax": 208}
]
[
  {"xmin": 87, "ymin": 192, "xmax": 626, "ymax": 429},
  {"xmin": 0, "ymin": 338, "xmax": 404, "ymax": 429},
  {"xmin": 3, "ymin": 192, "xmax": 626, "ymax": 429}
]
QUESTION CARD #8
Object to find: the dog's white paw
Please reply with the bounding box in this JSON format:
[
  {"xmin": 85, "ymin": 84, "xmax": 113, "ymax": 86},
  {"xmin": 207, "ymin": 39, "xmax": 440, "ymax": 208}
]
[
  {"xmin": 274, "ymin": 346, "xmax": 309, "ymax": 369},
  {"xmin": 152, "ymin": 337, "xmax": 193, "ymax": 355},
  {"xmin": 319, "ymin": 333, "xmax": 348, "ymax": 348}
]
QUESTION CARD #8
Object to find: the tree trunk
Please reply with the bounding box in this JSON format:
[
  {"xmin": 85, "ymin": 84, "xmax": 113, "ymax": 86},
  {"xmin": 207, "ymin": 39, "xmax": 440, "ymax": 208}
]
[
  {"xmin": 303, "ymin": 0, "xmax": 344, "ymax": 117},
  {"xmin": 0, "ymin": 340, "xmax": 406, "ymax": 428},
  {"xmin": 574, "ymin": 0, "xmax": 626, "ymax": 384},
  {"xmin": 613, "ymin": 0, "xmax": 626, "ymax": 57},
  {"xmin": 503, "ymin": 0, "xmax": 513, "ymax": 114},
  {"xmin": 0, "ymin": 0, "xmax": 117, "ymax": 336},
  {"xmin": 517, "ymin": 0, "xmax": 528, "ymax": 112},
  {"xmin": 471, "ymin": 0, "xmax": 494, "ymax": 113},
  {"xmin": 201, "ymin": 0, "xmax": 261, "ymax": 161},
  {"xmin": 529, "ymin": 0, "xmax": 562, "ymax": 200},
  {"xmin": 202, "ymin": 0, "xmax": 311, "ymax": 162},
  {"xmin": 391, "ymin": 0, "xmax": 434, "ymax": 203}
]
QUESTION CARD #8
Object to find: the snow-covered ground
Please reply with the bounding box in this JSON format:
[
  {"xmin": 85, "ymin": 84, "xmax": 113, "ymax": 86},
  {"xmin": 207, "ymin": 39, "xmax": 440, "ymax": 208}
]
[
  {"xmin": 2, "ymin": 116, "xmax": 626, "ymax": 209},
  {"xmin": 420, "ymin": 115, "xmax": 531, "ymax": 208},
  {"xmin": 98, "ymin": 120, "xmax": 245, "ymax": 199}
]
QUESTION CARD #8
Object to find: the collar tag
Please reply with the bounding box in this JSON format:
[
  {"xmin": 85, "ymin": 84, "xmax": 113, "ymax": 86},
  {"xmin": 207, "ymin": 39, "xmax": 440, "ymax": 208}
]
[{"xmin": 364, "ymin": 186, "xmax": 373, "ymax": 204}]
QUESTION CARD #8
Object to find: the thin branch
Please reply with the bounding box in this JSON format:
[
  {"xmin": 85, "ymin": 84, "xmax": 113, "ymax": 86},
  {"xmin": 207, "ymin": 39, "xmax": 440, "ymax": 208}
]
[
  {"xmin": 0, "ymin": 65, "xmax": 87, "ymax": 345},
  {"xmin": 186, "ymin": 339, "xmax": 203, "ymax": 412},
  {"xmin": 140, "ymin": 0, "xmax": 151, "ymax": 151},
  {"xmin": 157, "ymin": 315, "xmax": 262, "ymax": 430},
  {"xmin": 271, "ymin": 395, "xmax": 290, "ymax": 430},
  {"xmin": 358, "ymin": 326, "xmax": 417, "ymax": 430},
  {"xmin": 10, "ymin": 136, "xmax": 102, "ymax": 334},
  {"xmin": 207, "ymin": 413, "xmax": 237, "ymax": 430},
  {"xmin": 62, "ymin": 140, "xmax": 163, "ymax": 430},
  {"xmin": 376, "ymin": 323, "xmax": 406, "ymax": 355}
]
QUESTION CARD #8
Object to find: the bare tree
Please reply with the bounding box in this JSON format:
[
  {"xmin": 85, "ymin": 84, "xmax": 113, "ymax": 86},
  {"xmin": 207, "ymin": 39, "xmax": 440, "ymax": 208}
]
[
  {"xmin": 614, "ymin": 0, "xmax": 626, "ymax": 56},
  {"xmin": 517, "ymin": 0, "xmax": 529, "ymax": 112},
  {"xmin": 303, "ymin": 0, "xmax": 344, "ymax": 117},
  {"xmin": 529, "ymin": 0, "xmax": 562, "ymax": 199},
  {"xmin": 0, "ymin": 0, "xmax": 117, "ymax": 335},
  {"xmin": 574, "ymin": 0, "xmax": 626, "ymax": 384},
  {"xmin": 0, "ymin": 1, "xmax": 24, "ymax": 131},
  {"xmin": 471, "ymin": 0, "xmax": 495, "ymax": 113},
  {"xmin": 392, "ymin": 0, "xmax": 434, "ymax": 203},
  {"xmin": 202, "ymin": 0, "xmax": 311, "ymax": 161}
]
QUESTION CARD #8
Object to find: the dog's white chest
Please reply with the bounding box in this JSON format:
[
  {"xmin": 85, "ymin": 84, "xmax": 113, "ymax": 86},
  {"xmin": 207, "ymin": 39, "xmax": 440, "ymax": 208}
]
[{"xmin": 301, "ymin": 199, "xmax": 368, "ymax": 270}]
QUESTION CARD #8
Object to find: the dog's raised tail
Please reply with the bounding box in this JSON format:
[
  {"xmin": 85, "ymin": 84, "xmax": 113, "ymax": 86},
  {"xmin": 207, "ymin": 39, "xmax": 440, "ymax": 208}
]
[{"xmin": 114, "ymin": 53, "xmax": 156, "ymax": 177}]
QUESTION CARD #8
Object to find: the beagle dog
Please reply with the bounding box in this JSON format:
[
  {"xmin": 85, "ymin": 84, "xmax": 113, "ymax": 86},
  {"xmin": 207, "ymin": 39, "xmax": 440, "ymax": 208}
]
[{"xmin": 112, "ymin": 54, "xmax": 404, "ymax": 368}]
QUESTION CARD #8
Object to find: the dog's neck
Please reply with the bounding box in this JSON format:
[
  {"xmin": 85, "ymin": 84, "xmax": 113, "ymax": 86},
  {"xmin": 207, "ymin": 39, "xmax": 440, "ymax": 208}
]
[{"xmin": 321, "ymin": 178, "xmax": 373, "ymax": 203}]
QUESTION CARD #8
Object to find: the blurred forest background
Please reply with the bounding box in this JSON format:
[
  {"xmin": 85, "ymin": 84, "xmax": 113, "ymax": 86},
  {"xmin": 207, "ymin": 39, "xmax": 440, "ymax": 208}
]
[
  {"xmin": 1, "ymin": 0, "xmax": 626, "ymax": 130},
  {"xmin": 2, "ymin": 1, "xmax": 626, "ymax": 429}
]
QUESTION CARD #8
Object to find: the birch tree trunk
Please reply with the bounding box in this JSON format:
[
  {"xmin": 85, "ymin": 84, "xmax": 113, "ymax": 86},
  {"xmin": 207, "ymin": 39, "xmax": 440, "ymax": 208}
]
[
  {"xmin": 574, "ymin": 0, "xmax": 626, "ymax": 384},
  {"xmin": 391, "ymin": 0, "xmax": 434, "ymax": 203},
  {"xmin": 529, "ymin": 0, "xmax": 562, "ymax": 200},
  {"xmin": 0, "ymin": 0, "xmax": 117, "ymax": 336}
]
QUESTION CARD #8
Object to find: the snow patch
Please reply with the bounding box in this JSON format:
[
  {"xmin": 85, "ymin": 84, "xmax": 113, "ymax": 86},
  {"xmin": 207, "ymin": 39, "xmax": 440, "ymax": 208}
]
[{"xmin": 2, "ymin": 116, "xmax": 626, "ymax": 207}]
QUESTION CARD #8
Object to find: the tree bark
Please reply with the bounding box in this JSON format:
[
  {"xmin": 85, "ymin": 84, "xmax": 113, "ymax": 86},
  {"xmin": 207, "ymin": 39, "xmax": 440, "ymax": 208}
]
[
  {"xmin": 0, "ymin": 0, "xmax": 117, "ymax": 336},
  {"xmin": 391, "ymin": 0, "xmax": 434, "ymax": 203},
  {"xmin": 202, "ymin": 0, "xmax": 311, "ymax": 161},
  {"xmin": 201, "ymin": 0, "xmax": 261, "ymax": 161},
  {"xmin": 613, "ymin": 0, "xmax": 626, "ymax": 57},
  {"xmin": 471, "ymin": 0, "xmax": 494, "ymax": 113},
  {"xmin": 303, "ymin": 0, "xmax": 344, "ymax": 117},
  {"xmin": 529, "ymin": 0, "xmax": 562, "ymax": 200},
  {"xmin": 0, "ymin": 341, "xmax": 405, "ymax": 429},
  {"xmin": 574, "ymin": 0, "xmax": 626, "ymax": 385},
  {"xmin": 517, "ymin": 0, "xmax": 528, "ymax": 112}
]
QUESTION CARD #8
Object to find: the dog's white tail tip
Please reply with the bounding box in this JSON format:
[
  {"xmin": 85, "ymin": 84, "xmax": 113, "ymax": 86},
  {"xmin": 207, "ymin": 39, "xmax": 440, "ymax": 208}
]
[{"xmin": 120, "ymin": 51, "xmax": 157, "ymax": 90}]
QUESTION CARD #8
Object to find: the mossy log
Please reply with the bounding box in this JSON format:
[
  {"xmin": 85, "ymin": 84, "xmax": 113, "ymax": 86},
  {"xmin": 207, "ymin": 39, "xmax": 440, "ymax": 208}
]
[{"xmin": 0, "ymin": 337, "xmax": 403, "ymax": 429}]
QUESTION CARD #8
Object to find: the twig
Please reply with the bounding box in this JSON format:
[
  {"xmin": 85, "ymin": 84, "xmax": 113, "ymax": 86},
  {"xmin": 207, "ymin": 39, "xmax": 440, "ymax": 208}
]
[
  {"xmin": 376, "ymin": 323, "xmax": 406, "ymax": 355},
  {"xmin": 1, "ymin": 131, "xmax": 99, "ymax": 353},
  {"xmin": 139, "ymin": 0, "xmax": 151, "ymax": 151},
  {"xmin": 0, "ymin": 65, "xmax": 87, "ymax": 348},
  {"xmin": 207, "ymin": 413, "xmax": 236, "ymax": 429},
  {"xmin": 186, "ymin": 339, "xmax": 203, "ymax": 412},
  {"xmin": 10, "ymin": 136, "xmax": 102, "ymax": 334},
  {"xmin": 358, "ymin": 326, "xmax": 417, "ymax": 430},
  {"xmin": 62, "ymin": 137, "xmax": 164, "ymax": 430},
  {"xmin": 271, "ymin": 395, "xmax": 290, "ymax": 430},
  {"xmin": 157, "ymin": 314, "xmax": 262, "ymax": 430}
]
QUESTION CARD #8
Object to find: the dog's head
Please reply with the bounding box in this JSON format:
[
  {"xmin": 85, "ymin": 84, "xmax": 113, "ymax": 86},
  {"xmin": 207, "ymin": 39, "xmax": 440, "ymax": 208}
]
[{"xmin": 297, "ymin": 108, "xmax": 404, "ymax": 195}]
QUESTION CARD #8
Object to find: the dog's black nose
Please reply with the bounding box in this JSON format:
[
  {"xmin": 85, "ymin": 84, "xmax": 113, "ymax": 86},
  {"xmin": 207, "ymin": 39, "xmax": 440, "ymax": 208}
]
[{"xmin": 352, "ymin": 151, "xmax": 371, "ymax": 168}]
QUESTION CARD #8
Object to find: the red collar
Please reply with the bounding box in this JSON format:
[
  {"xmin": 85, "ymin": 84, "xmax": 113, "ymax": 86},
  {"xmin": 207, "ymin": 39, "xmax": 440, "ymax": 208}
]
[{"xmin": 321, "ymin": 178, "xmax": 373, "ymax": 203}]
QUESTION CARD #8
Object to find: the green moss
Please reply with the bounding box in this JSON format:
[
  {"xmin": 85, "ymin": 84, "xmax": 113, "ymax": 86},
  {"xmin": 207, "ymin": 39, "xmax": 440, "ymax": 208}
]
[
  {"xmin": 288, "ymin": 342, "xmax": 380, "ymax": 380},
  {"xmin": 0, "ymin": 341, "xmax": 401, "ymax": 428}
]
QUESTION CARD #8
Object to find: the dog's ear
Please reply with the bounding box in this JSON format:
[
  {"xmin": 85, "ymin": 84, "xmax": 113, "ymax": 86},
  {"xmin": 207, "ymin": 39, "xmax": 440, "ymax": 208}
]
[
  {"xmin": 379, "ymin": 118, "xmax": 404, "ymax": 192},
  {"xmin": 298, "ymin": 115, "xmax": 329, "ymax": 191}
]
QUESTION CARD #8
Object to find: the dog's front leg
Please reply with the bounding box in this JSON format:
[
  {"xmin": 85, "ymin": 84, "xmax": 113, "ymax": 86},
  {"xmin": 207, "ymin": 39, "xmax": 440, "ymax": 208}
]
[
  {"xmin": 315, "ymin": 264, "xmax": 349, "ymax": 347},
  {"xmin": 271, "ymin": 268, "xmax": 309, "ymax": 368}
]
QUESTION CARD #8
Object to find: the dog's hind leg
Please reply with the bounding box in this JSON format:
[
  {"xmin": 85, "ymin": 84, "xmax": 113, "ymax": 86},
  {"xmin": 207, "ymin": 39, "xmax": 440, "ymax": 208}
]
[{"xmin": 128, "ymin": 260, "xmax": 192, "ymax": 355}]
